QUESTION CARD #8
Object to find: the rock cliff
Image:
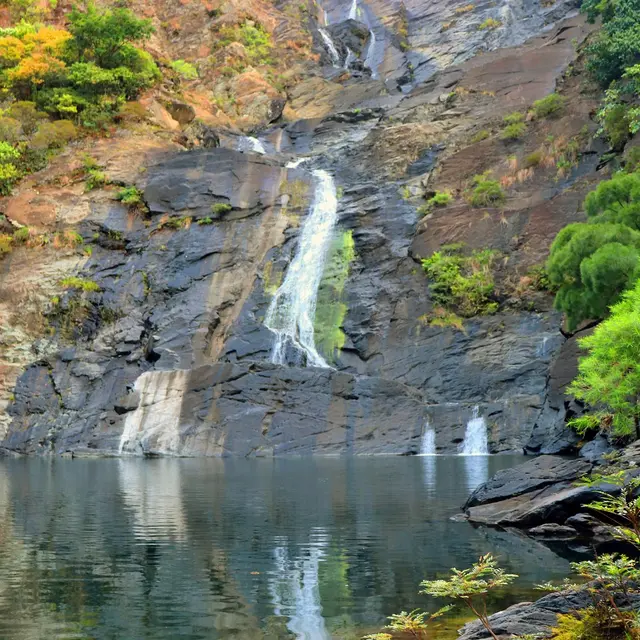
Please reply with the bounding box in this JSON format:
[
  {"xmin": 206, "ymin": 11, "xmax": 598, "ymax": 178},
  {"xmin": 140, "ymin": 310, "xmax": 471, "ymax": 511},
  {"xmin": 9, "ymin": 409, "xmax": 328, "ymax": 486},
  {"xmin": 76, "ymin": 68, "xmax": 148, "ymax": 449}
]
[{"xmin": 0, "ymin": 0, "xmax": 608, "ymax": 456}]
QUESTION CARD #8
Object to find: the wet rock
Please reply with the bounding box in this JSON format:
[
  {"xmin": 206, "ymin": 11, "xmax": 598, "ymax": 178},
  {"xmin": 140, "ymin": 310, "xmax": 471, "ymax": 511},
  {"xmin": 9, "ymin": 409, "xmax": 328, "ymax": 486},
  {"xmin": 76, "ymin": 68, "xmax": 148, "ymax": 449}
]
[
  {"xmin": 579, "ymin": 436, "xmax": 613, "ymax": 463},
  {"xmin": 465, "ymin": 456, "xmax": 592, "ymax": 508},
  {"xmin": 528, "ymin": 523, "xmax": 578, "ymax": 538},
  {"xmin": 114, "ymin": 391, "xmax": 140, "ymax": 415}
]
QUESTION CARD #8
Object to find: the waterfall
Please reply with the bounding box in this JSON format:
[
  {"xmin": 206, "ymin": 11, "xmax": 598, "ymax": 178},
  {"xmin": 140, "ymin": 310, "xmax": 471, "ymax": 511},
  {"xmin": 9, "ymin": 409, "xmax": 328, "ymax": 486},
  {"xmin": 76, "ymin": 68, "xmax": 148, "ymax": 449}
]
[
  {"xmin": 348, "ymin": 0, "xmax": 358, "ymax": 20},
  {"xmin": 419, "ymin": 425, "xmax": 436, "ymax": 455},
  {"xmin": 318, "ymin": 28, "xmax": 340, "ymax": 66},
  {"xmin": 237, "ymin": 136, "xmax": 266, "ymax": 154},
  {"xmin": 344, "ymin": 47, "xmax": 356, "ymax": 70},
  {"xmin": 265, "ymin": 169, "xmax": 339, "ymax": 368},
  {"xmin": 270, "ymin": 533, "xmax": 331, "ymax": 640},
  {"xmin": 460, "ymin": 406, "xmax": 489, "ymax": 455},
  {"xmin": 364, "ymin": 29, "xmax": 379, "ymax": 78}
]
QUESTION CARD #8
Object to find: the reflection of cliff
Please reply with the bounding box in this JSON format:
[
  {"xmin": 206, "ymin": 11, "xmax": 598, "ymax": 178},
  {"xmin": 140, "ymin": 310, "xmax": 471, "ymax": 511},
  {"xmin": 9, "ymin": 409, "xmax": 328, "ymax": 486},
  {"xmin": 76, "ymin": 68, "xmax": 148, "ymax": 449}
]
[{"xmin": 118, "ymin": 459, "xmax": 187, "ymax": 542}]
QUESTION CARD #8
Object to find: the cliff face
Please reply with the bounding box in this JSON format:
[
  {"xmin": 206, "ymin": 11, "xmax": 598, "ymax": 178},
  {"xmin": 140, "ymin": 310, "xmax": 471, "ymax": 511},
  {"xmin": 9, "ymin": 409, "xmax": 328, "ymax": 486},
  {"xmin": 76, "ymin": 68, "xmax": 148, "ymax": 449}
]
[{"xmin": 0, "ymin": 0, "xmax": 605, "ymax": 456}]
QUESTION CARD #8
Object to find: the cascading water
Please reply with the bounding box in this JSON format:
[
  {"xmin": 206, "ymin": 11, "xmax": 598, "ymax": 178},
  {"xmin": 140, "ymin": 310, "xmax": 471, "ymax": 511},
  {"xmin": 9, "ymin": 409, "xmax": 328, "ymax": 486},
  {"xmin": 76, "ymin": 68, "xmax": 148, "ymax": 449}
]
[
  {"xmin": 364, "ymin": 29, "xmax": 379, "ymax": 78},
  {"xmin": 237, "ymin": 136, "xmax": 266, "ymax": 154},
  {"xmin": 318, "ymin": 28, "xmax": 340, "ymax": 66},
  {"xmin": 343, "ymin": 47, "xmax": 356, "ymax": 70},
  {"xmin": 419, "ymin": 424, "xmax": 436, "ymax": 455},
  {"xmin": 460, "ymin": 406, "xmax": 489, "ymax": 455},
  {"xmin": 265, "ymin": 168, "xmax": 339, "ymax": 368},
  {"xmin": 348, "ymin": 0, "xmax": 358, "ymax": 20}
]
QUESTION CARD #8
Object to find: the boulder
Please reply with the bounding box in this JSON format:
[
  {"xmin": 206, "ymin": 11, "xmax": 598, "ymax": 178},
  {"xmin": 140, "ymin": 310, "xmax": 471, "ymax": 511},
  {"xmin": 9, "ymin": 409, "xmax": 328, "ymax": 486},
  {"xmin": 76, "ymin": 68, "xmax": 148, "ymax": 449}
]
[
  {"xmin": 464, "ymin": 456, "xmax": 592, "ymax": 508},
  {"xmin": 164, "ymin": 100, "xmax": 196, "ymax": 125}
]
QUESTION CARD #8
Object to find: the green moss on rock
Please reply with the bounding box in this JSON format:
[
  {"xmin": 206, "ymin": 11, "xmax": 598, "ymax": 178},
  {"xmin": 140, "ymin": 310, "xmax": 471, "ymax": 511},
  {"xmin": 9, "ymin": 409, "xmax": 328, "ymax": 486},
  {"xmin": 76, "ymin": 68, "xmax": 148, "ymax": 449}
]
[{"xmin": 313, "ymin": 230, "xmax": 356, "ymax": 362}]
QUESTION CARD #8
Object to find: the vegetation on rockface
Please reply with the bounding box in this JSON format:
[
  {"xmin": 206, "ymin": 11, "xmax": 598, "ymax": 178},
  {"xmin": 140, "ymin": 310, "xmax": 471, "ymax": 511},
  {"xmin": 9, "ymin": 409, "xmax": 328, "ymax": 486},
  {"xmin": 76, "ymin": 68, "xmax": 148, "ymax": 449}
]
[
  {"xmin": 313, "ymin": 230, "xmax": 356, "ymax": 363},
  {"xmin": 568, "ymin": 281, "xmax": 640, "ymax": 440},
  {"xmin": 547, "ymin": 172, "xmax": 640, "ymax": 331},
  {"xmin": 468, "ymin": 174, "xmax": 506, "ymax": 207},
  {"xmin": 0, "ymin": 4, "xmax": 158, "ymax": 197},
  {"xmin": 421, "ymin": 245, "xmax": 498, "ymax": 329},
  {"xmin": 582, "ymin": 0, "xmax": 640, "ymax": 148}
]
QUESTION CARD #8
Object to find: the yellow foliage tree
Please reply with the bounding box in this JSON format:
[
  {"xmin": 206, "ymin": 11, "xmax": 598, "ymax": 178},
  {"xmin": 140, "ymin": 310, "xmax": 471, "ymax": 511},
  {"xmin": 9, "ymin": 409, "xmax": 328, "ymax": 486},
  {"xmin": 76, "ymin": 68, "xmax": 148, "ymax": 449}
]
[{"xmin": 0, "ymin": 36, "xmax": 26, "ymax": 69}]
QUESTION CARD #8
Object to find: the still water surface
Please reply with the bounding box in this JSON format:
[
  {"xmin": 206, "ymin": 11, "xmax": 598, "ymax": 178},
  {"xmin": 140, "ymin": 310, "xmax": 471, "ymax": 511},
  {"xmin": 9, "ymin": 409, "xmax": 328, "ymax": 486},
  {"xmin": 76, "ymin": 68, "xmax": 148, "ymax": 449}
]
[{"xmin": 0, "ymin": 456, "xmax": 571, "ymax": 639}]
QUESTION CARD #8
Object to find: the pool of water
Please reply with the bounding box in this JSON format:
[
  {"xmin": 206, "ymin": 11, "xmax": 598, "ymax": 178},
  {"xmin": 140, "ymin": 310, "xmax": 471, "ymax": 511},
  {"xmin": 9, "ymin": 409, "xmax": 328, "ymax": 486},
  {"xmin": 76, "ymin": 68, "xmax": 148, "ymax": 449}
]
[{"xmin": 0, "ymin": 456, "xmax": 571, "ymax": 639}]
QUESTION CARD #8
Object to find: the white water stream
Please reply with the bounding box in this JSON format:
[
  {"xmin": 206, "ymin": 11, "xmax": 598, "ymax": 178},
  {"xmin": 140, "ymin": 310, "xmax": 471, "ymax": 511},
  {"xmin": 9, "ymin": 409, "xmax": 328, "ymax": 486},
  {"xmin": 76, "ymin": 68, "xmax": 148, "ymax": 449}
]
[
  {"xmin": 237, "ymin": 136, "xmax": 266, "ymax": 154},
  {"xmin": 265, "ymin": 168, "xmax": 339, "ymax": 368},
  {"xmin": 319, "ymin": 27, "xmax": 340, "ymax": 66},
  {"xmin": 460, "ymin": 406, "xmax": 489, "ymax": 455},
  {"xmin": 348, "ymin": 0, "xmax": 358, "ymax": 20},
  {"xmin": 419, "ymin": 424, "xmax": 436, "ymax": 455}
]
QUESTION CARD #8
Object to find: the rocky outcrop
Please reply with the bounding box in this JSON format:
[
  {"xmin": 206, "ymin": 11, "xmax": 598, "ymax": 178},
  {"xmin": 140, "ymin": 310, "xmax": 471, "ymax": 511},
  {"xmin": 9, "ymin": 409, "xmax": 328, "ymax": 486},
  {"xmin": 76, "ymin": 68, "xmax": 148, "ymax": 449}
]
[{"xmin": 459, "ymin": 589, "xmax": 640, "ymax": 640}]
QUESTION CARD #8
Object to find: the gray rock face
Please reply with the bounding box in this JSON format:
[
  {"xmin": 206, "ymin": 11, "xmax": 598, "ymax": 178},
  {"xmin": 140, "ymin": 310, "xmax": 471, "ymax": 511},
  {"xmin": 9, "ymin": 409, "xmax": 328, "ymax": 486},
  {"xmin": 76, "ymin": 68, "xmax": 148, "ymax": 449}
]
[{"xmin": 0, "ymin": 4, "xmax": 590, "ymax": 457}]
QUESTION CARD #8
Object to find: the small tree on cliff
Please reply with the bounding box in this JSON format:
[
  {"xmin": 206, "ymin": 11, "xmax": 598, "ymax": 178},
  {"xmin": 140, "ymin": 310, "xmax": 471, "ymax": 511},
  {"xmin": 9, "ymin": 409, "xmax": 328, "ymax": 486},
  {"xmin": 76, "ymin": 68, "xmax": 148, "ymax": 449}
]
[{"xmin": 568, "ymin": 279, "xmax": 640, "ymax": 440}]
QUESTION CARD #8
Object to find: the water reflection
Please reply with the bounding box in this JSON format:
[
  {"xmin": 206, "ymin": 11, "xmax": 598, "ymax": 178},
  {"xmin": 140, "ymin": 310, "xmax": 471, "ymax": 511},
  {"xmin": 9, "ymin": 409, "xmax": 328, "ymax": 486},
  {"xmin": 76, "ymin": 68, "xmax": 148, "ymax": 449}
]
[
  {"xmin": 118, "ymin": 459, "xmax": 187, "ymax": 542},
  {"xmin": 0, "ymin": 457, "xmax": 573, "ymax": 640},
  {"xmin": 463, "ymin": 455, "xmax": 490, "ymax": 494},
  {"xmin": 270, "ymin": 531, "xmax": 331, "ymax": 640}
]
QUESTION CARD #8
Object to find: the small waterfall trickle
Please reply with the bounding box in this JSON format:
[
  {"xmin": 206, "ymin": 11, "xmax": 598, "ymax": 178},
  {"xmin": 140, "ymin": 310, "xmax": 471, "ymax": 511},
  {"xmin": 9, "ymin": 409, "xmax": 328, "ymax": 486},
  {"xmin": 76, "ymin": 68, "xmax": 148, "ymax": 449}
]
[
  {"xmin": 237, "ymin": 136, "xmax": 266, "ymax": 155},
  {"xmin": 348, "ymin": 0, "xmax": 358, "ymax": 20},
  {"xmin": 460, "ymin": 406, "xmax": 489, "ymax": 455},
  {"xmin": 265, "ymin": 169, "xmax": 339, "ymax": 368},
  {"xmin": 419, "ymin": 425, "xmax": 436, "ymax": 456},
  {"xmin": 343, "ymin": 47, "xmax": 356, "ymax": 70},
  {"xmin": 364, "ymin": 29, "xmax": 378, "ymax": 78},
  {"xmin": 318, "ymin": 28, "xmax": 340, "ymax": 66}
]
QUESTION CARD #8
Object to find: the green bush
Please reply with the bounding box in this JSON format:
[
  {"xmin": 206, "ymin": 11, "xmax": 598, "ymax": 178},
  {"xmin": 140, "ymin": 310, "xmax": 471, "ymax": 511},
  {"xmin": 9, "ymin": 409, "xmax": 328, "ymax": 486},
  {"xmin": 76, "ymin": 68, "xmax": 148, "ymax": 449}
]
[
  {"xmin": 30, "ymin": 120, "xmax": 77, "ymax": 149},
  {"xmin": 421, "ymin": 245, "xmax": 499, "ymax": 317},
  {"xmin": 60, "ymin": 276, "xmax": 101, "ymax": 292},
  {"xmin": 0, "ymin": 140, "xmax": 20, "ymax": 195},
  {"xmin": 469, "ymin": 175, "xmax": 505, "ymax": 207},
  {"xmin": 501, "ymin": 122, "xmax": 526, "ymax": 140},
  {"xmin": 211, "ymin": 202, "xmax": 232, "ymax": 215},
  {"xmin": 582, "ymin": 0, "xmax": 640, "ymax": 86},
  {"xmin": 503, "ymin": 111, "xmax": 524, "ymax": 125},
  {"xmin": 170, "ymin": 59, "xmax": 198, "ymax": 80},
  {"xmin": 530, "ymin": 93, "xmax": 565, "ymax": 119},
  {"xmin": 418, "ymin": 191, "xmax": 453, "ymax": 215},
  {"xmin": 471, "ymin": 129, "xmax": 490, "ymax": 143},
  {"xmin": 524, "ymin": 150, "xmax": 542, "ymax": 167},
  {"xmin": 478, "ymin": 18, "xmax": 501, "ymax": 30},
  {"xmin": 117, "ymin": 185, "xmax": 144, "ymax": 207}
]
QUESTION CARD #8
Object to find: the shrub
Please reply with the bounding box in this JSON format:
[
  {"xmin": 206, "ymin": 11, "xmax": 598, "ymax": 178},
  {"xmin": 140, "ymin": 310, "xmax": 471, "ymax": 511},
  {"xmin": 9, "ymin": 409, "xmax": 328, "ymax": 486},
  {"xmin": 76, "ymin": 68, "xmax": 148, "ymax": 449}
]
[
  {"xmin": 530, "ymin": 93, "xmax": 565, "ymax": 119},
  {"xmin": 5, "ymin": 101, "xmax": 47, "ymax": 135},
  {"xmin": 0, "ymin": 140, "xmax": 20, "ymax": 195},
  {"xmin": 501, "ymin": 122, "xmax": 526, "ymax": 140},
  {"xmin": 197, "ymin": 216, "xmax": 213, "ymax": 225},
  {"xmin": 60, "ymin": 276, "xmax": 101, "ymax": 292},
  {"xmin": 421, "ymin": 554, "xmax": 517, "ymax": 640},
  {"xmin": 471, "ymin": 129, "xmax": 490, "ymax": 143},
  {"xmin": 469, "ymin": 175, "xmax": 505, "ymax": 207},
  {"xmin": 211, "ymin": 202, "xmax": 232, "ymax": 215},
  {"xmin": 422, "ymin": 245, "xmax": 499, "ymax": 317},
  {"xmin": 30, "ymin": 120, "xmax": 77, "ymax": 149},
  {"xmin": 418, "ymin": 191, "xmax": 453, "ymax": 215},
  {"xmin": 0, "ymin": 233, "xmax": 13, "ymax": 255},
  {"xmin": 170, "ymin": 59, "xmax": 198, "ymax": 80},
  {"xmin": 524, "ymin": 150, "xmax": 542, "ymax": 167},
  {"xmin": 85, "ymin": 168, "xmax": 106, "ymax": 191},
  {"xmin": 0, "ymin": 116, "xmax": 21, "ymax": 143},
  {"xmin": 568, "ymin": 280, "xmax": 640, "ymax": 439},
  {"xmin": 503, "ymin": 111, "xmax": 524, "ymax": 125},
  {"xmin": 583, "ymin": 0, "xmax": 640, "ymax": 86},
  {"xmin": 116, "ymin": 185, "xmax": 144, "ymax": 208},
  {"xmin": 478, "ymin": 18, "xmax": 502, "ymax": 30}
]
